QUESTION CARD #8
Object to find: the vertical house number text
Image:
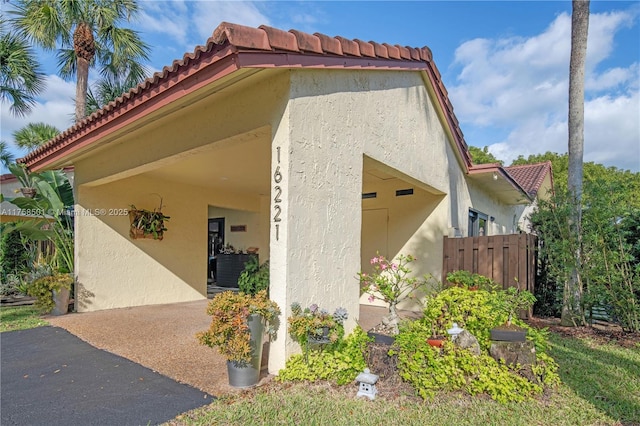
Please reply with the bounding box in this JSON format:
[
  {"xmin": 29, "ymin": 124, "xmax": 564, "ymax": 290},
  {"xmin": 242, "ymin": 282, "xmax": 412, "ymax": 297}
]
[{"xmin": 273, "ymin": 146, "xmax": 282, "ymax": 241}]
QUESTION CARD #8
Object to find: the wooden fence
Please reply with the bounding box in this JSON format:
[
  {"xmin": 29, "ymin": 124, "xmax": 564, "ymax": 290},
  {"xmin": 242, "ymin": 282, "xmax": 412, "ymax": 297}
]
[{"xmin": 442, "ymin": 233, "xmax": 537, "ymax": 294}]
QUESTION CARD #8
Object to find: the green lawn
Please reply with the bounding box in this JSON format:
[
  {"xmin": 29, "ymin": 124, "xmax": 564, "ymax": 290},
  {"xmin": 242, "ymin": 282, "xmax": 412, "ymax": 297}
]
[
  {"xmin": 0, "ymin": 305, "xmax": 48, "ymax": 332},
  {"xmin": 168, "ymin": 333, "xmax": 640, "ymax": 426}
]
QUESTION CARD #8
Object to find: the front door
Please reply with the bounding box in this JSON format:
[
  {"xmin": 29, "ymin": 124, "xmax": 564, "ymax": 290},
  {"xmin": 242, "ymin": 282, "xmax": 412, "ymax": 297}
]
[{"xmin": 208, "ymin": 218, "xmax": 225, "ymax": 281}]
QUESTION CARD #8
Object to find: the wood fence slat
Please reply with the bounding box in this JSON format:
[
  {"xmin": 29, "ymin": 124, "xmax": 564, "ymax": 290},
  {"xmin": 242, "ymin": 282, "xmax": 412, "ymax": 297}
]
[
  {"xmin": 441, "ymin": 234, "xmax": 537, "ymax": 293},
  {"xmin": 478, "ymin": 237, "xmax": 488, "ymax": 278},
  {"xmin": 463, "ymin": 237, "xmax": 474, "ymax": 272}
]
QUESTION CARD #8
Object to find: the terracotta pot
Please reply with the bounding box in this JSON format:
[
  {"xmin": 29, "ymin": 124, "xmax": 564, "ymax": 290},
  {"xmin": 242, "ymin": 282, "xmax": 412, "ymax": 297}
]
[{"xmin": 427, "ymin": 338, "xmax": 445, "ymax": 348}]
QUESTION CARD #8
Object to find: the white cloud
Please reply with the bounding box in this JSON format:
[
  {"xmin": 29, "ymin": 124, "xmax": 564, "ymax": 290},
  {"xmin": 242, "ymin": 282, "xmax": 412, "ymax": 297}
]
[
  {"xmin": 138, "ymin": 3, "xmax": 191, "ymax": 46},
  {"xmin": 448, "ymin": 9, "xmax": 640, "ymax": 171},
  {"xmin": 1, "ymin": 75, "xmax": 75, "ymax": 159},
  {"xmin": 191, "ymin": 1, "xmax": 271, "ymax": 41}
]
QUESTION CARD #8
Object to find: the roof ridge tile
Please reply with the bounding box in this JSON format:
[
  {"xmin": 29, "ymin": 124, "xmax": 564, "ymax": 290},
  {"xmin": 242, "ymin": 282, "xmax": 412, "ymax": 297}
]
[{"xmin": 289, "ymin": 29, "xmax": 323, "ymax": 53}]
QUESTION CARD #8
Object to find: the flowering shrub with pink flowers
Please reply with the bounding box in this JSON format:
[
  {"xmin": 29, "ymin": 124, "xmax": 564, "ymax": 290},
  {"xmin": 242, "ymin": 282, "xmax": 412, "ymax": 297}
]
[{"xmin": 357, "ymin": 253, "xmax": 428, "ymax": 334}]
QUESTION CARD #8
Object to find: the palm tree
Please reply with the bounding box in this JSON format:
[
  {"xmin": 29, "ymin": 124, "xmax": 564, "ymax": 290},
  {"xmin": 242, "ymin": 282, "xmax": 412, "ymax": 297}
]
[
  {"xmin": 13, "ymin": 122, "xmax": 61, "ymax": 151},
  {"xmin": 86, "ymin": 72, "xmax": 146, "ymax": 115},
  {"xmin": 562, "ymin": 0, "xmax": 590, "ymax": 327},
  {"xmin": 0, "ymin": 17, "xmax": 45, "ymax": 116},
  {"xmin": 0, "ymin": 141, "xmax": 15, "ymax": 168},
  {"xmin": 11, "ymin": 0, "xmax": 150, "ymax": 123}
]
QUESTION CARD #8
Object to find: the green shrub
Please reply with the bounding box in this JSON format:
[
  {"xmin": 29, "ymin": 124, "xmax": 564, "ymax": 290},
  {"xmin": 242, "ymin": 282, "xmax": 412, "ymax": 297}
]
[
  {"xmin": 27, "ymin": 272, "xmax": 73, "ymax": 313},
  {"xmin": 445, "ymin": 270, "xmax": 499, "ymax": 291},
  {"xmin": 237, "ymin": 257, "xmax": 269, "ymax": 296},
  {"xmin": 277, "ymin": 326, "xmax": 371, "ymax": 385},
  {"xmin": 0, "ymin": 227, "xmax": 32, "ymax": 280},
  {"xmin": 395, "ymin": 286, "xmax": 559, "ymax": 402}
]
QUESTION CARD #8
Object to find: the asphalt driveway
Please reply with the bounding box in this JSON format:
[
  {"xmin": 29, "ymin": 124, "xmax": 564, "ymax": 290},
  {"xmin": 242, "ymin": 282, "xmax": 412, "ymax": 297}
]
[{"xmin": 1, "ymin": 326, "xmax": 213, "ymax": 426}]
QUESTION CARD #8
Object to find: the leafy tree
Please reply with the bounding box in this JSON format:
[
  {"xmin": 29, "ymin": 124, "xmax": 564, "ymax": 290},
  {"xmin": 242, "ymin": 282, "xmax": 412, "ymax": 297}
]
[
  {"xmin": 0, "ymin": 141, "xmax": 15, "ymax": 167},
  {"xmin": 512, "ymin": 152, "xmax": 640, "ymax": 210},
  {"xmin": 86, "ymin": 72, "xmax": 145, "ymax": 115},
  {"xmin": 11, "ymin": 0, "xmax": 150, "ymax": 122},
  {"xmin": 13, "ymin": 122, "xmax": 60, "ymax": 151},
  {"xmin": 469, "ymin": 146, "xmax": 502, "ymax": 165},
  {"xmin": 0, "ymin": 17, "xmax": 45, "ymax": 116}
]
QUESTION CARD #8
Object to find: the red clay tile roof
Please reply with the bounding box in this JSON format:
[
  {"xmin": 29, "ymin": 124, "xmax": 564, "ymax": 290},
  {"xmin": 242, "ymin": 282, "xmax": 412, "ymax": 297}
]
[
  {"xmin": 20, "ymin": 21, "xmax": 472, "ymax": 171},
  {"xmin": 504, "ymin": 162, "xmax": 553, "ymax": 198}
]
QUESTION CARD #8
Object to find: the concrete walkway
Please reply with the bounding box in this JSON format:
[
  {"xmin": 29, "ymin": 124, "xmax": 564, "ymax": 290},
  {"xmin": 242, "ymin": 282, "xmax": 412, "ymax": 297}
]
[{"xmin": 43, "ymin": 301, "xmax": 418, "ymax": 397}]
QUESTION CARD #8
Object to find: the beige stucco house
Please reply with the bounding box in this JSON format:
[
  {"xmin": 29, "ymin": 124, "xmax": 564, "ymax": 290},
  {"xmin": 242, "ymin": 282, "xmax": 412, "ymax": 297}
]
[{"xmin": 19, "ymin": 22, "xmax": 541, "ymax": 372}]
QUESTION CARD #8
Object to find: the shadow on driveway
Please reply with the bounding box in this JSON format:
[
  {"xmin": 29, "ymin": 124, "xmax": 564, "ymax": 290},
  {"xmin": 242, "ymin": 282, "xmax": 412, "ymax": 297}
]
[{"xmin": 1, "ymin": 326, "xmax": 213, "ymax": 426}]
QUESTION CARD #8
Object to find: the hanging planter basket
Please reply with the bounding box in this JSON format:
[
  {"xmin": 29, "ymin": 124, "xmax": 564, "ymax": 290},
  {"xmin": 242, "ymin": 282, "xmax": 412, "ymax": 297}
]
[
  {"xmin": 128, "ymin": 197, "xmax": 169, "ymax": 240},
  {"xmin": 20, "ymin": 187, "xmax": 37, "ymax": 198}
]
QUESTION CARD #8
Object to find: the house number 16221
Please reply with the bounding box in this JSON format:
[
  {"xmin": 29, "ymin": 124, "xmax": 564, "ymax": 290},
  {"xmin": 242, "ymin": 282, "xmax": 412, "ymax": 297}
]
[{"xmin": 273, "ymin": 147, "xmax": 283, "ymax": 241}]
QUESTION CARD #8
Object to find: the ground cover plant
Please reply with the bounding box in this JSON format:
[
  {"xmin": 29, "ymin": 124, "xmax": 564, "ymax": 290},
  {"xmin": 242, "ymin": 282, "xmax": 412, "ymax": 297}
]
[
  {"xmin": 396, "ymin": 286, "xmax": 559, "ymax": 403},
  {"xmin": 167, "ymin": 325, "xmax": 639, "ymax": 426},
  {"xmin": 0, "ymin": 305, "xmax": 48, "ymax": 332}
]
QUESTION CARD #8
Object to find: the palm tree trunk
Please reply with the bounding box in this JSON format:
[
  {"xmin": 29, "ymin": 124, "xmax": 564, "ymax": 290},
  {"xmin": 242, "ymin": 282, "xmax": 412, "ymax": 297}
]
[
  {"xmin": 75, "ymin": 57, "xmax": 90, "ymax": 122},
  {"xmin": 562, "ymin": 0, "xmax": 590, "ymax": 327}
]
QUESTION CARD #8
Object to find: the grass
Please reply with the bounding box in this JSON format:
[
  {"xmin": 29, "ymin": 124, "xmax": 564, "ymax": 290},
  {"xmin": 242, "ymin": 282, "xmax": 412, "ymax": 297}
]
[
  {"xmin": 549, "ymin": 333, "xmax": 640, "ymax": 424},
  {"xmin": 0, "ymin": 305, "xmax": 48, "ymax": 332},
  {"xmin": 168, "ymin": 332, "xmax": 640, "ymax": 426}
]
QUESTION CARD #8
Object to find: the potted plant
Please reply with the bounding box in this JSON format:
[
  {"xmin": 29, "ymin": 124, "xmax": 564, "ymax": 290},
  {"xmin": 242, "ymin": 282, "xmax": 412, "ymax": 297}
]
[
  {"xmin": 426, "ymin": 323, "xmax": 446, "ymax": 348},
  {"xmin": 287, "ymin": 302, "xmax": 348, "ymax": 347},
  {"xmin": 357, "ymin": 253, "xmax": 430, "ymax": 335},
  {"xmin": 27, "ymin": 270, "xmax": 73, "ymax": 315},
  {"xmin": 128, "ymin": 201, "xmax": 169, "ymax": 240},
  {"xmin": 197, "ymin": 290, "xmax": 280, "ymax": 388},
  {"xmin": 490, "ymin": 286, "xmax": 536, "ymax": 342},
  {"xmin": 8, "ymin": 163, "xmax": 37, "ymax": 198}
]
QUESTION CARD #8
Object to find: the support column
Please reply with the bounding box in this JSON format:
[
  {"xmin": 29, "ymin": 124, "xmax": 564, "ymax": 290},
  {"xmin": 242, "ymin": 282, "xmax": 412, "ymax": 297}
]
[{"xmin": 268, "ymin": 106, "xmax": 363, "ymax": 374}]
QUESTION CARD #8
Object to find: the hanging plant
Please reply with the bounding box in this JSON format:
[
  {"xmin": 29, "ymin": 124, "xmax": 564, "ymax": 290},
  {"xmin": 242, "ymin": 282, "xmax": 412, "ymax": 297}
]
[{"xmin": 129, "ymin": 196, "xmax": 169, "ymax": 240}]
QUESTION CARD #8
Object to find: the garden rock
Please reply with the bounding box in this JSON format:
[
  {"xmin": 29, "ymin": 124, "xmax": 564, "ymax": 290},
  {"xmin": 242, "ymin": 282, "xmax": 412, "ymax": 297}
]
[
  {"xmin": 489, "ymin": 340, "xmax": 536, "ymax": 367},
  {"xmin": 365, "ymin": 342, "xmax": 399, "ymax": 383},
  {"xmin": 453, "ymin": 330, "xmax": 481, "ymax": 356}
]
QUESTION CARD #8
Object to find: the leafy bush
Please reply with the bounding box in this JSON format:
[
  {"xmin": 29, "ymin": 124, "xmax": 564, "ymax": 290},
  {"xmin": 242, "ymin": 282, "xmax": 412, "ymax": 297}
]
[
  {"xmin": 445, "ymin": 270, "xmax": 499, "ymax": 291},
  {"xmin": 277, "ymin": 326, "xmax": 371, "ymax": 385},
  {"xmin": 238, "ymin": 257, "xmax": 269, "ymax": 295},
  {"xmin": 395, "ymin": 286, "xmax": 559, "ymax": 402},
  {"xmin": 0, "ymin": 227, "xmax": 33, "ymax": 281},
  {"xmin": 532, "ymin": 182, "xmax": 640, "ymax": 331}
]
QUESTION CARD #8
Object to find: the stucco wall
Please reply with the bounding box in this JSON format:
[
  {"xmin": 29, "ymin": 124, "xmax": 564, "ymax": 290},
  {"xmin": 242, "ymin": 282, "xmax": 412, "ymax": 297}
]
[{"xmin": 269, "ymin": 69, "xmax": 475, "ymax": 371}]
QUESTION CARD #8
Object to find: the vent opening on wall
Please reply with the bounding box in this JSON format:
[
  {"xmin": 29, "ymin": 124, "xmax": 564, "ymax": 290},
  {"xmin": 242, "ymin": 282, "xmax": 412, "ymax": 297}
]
[
  {"xmin": 362, "ymin": 192, "xmax": 377, "ymax": 199},
  {"xmin": 395, "ymin": 188, "xmax": 414, "ymax": 197}
]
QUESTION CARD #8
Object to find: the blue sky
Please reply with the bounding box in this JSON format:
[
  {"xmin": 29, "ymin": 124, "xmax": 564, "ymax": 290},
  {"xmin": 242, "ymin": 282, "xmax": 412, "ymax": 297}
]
[{"xmin": 2, "ymin": 1, "xmax": 639, "ymax": 172}]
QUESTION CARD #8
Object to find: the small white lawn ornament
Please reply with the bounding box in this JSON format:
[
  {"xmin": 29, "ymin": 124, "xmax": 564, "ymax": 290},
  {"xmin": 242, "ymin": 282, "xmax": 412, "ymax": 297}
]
[
  {"xmin": 447, "ymin": 322, "xmax": 464, "ymax": 341},
  {"xmin": 355, "ymin": 368, "xmax": 379, "ymax": 400}
]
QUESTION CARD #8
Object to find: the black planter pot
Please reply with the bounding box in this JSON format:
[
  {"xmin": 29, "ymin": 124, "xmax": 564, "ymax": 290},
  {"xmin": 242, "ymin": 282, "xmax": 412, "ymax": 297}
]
[
  {"xmin": 216, "ymin": 254, "xmax": 257, "ymax": 288},
  {"xmin": 367, "ymin": 331, "xmax": 395, "ymax": 345},
  {"xmin": 226, "ymin": 313, "xmax": 264, "ymax": 387},
  {"xmin": 490, "ymin": 327, "xmax": 526, "ymax": 342}
]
